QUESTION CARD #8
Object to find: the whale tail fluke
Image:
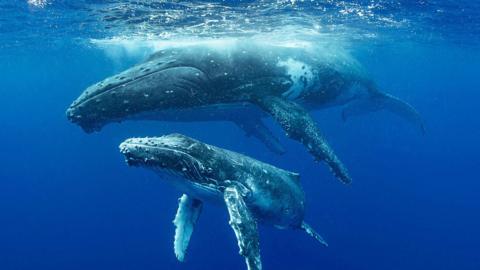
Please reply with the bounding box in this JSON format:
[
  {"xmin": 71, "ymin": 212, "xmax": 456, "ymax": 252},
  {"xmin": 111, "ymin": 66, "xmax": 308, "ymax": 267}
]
[{"xmin": 342, "ymin": 91, "xmax": 425, "ymax": 135}]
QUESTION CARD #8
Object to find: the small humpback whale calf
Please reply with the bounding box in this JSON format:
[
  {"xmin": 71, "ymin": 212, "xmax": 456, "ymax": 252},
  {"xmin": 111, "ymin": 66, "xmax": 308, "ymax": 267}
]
[
  {"xmin": 119, "ymin": 133, "xmax": 328, "ymax": 270},
  {"xmin": 67, "ymin": 40, "xmax": 424, "ymax": 184}
]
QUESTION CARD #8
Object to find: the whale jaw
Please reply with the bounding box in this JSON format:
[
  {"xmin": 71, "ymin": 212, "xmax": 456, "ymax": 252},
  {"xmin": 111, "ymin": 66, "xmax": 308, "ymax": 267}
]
[
  {"xmin": 119, "ymin": 134, "xmax": 225, "ymax": 197},
  {"xmin": 66, "ymin": 106, "xmax": 104, "ymax": 133}
]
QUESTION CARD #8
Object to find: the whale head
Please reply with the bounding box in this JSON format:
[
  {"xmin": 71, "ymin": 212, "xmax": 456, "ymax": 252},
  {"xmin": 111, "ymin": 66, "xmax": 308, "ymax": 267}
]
[
  {"xmin": 119, "ymin": 133, "xmax": 217, "ymax": 187},
  {"xmin": 66, "ymin": 56, "xmax": 208, "ymax": 133}
]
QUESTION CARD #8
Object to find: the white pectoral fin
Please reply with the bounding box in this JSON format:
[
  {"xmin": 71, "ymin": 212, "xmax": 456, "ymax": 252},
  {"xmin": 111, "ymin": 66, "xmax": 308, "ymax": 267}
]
[
  {"xmin": 173, "ymin": 194, "xmax": 203, "ymax": 262},
  {"xmin": 300, "ymin": 222, "xmax": 328, "ymax": 247},
  {"xmin": 342, "ymin": 92, "xmax": 425, "ymax": 134},
  {"xmin": 224, "ymin": 186, "xmax": 262, "ymax": 270}
]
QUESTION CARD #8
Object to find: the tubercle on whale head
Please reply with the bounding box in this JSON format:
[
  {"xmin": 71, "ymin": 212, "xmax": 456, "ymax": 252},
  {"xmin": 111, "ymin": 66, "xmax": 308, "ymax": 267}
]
[
  {"xmin": 66, "ymin": 58, "xmax": 211, "ymax": 134},
  {"xmin": 65, "ymin": 57, "xmax": 178, "ymax": 133},
  {"xmin": 65, "ymin": 74, "xmax": 132, "ymax": 133},
  {"xmin": 119, "ymin": 134, "xmax": 214, "ymax": 182},
  {"xmin": 65, "ymin": 105, "xmax": 106, "ymax": 133}
]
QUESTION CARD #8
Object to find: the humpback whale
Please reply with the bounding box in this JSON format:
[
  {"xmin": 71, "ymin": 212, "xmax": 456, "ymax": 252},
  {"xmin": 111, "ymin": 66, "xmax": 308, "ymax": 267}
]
[
  {"xmin": 119, "ymin": 133, "xmax": 328, "ymax": 270},
  {"xmin": 67, "ymin": 40, "xmax": 424, "ymax": 184}
]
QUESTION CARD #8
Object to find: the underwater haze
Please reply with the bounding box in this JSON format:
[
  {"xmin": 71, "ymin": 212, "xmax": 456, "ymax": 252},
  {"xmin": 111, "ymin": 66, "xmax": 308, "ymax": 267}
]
[{"xmin": 1, "ymin": 1, "xmax": 480, "ymax": 269}]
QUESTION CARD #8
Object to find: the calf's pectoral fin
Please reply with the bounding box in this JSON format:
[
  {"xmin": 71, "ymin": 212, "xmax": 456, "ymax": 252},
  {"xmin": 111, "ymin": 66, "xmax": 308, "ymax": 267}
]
[
  {"xmin": 173, "ymin": 194, "xmax": 203, "ymax": 262},
  {"xmin": 233, "ymin": 118, "xmax": 286, "ymax": 155},
  {"xmin": 342, "ymin": 91, "xmax": 425, "ymax": 134},
  {"xmin": 224, "ymin": 186, "xmax": 262, "ymax": 270},
  {"xmin": 300, "ymin": 222, "xmax": 328, "ymax": 247},
  {"xmin": 252, "ymin": 96, "xmax": 351, "ymax": 184}
]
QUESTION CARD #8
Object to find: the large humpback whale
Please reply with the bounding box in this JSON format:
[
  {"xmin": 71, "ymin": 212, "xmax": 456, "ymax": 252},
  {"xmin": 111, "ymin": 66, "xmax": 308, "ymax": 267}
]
[
  {"xmin": 119, "ymin": 133, "xmax": 328, "ymax": 270},
  {"xmin": 67, "ymin": 40, "xmax": 424, "ymax": 184}
]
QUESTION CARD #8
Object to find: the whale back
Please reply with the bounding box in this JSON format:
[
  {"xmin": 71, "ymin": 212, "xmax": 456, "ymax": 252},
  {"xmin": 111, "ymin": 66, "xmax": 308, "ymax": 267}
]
[{"xmin": 203, "ymin": 145, "xmax": 305, "ymax": 228}]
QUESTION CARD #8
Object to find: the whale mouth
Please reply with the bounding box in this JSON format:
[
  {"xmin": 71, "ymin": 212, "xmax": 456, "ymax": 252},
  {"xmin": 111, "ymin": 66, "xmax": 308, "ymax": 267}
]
[
  {"xmin": 65, "ymin": 104, "xmax": 106, "ymax": 133},
  {"xmin": 119, "ymin": 141, "xmax": 187, "ymax": 167},
  {"xmin": 68, "ymin": 68, "xmax": 164, "ymax": 110},
  {"xmin": 68, "ymin": 64, "xmax": 169, "ymax": 111},
  {"xmin": 68, "ymin": 58, "xmax": 180, "ymax": 110},
  {"xmin": 66, "ymin": 59, "xmax": 183, "ymax": 131}
]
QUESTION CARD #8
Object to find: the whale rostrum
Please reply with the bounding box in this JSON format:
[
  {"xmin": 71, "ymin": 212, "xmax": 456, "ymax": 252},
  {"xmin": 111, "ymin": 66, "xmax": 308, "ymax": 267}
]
[{"xmin": 119, "ymin": 133, "xmax": 328, "ymax": 270}]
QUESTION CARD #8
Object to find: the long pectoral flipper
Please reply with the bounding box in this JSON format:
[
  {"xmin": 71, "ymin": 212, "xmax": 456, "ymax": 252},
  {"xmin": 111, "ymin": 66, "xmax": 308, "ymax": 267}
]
[
  {"xmin": 253, "ymin": 96, "xmax": 351, "ymax": 184},
  {"xmin": 234, "ymin": 118, "xmax": 286, "ymax": 155},
  {"xmin": 300, "ymin": 222, "xmax": 328, "ymax": 247},
  {"xmin": 342, "ymin": 91, "xmax": 425, "ymax": 134},
  {"xmin": 224, "ymin": 186, "xmax": 262, "ymax": 270},
  {"xmin": 173, "ymin": 194, "xmax": 203, "ymax": 262}
]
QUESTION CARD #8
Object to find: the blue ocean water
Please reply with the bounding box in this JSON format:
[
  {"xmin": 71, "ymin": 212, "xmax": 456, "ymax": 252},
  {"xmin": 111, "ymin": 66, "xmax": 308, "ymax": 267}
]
[{"xmin": 1, "ymin": 1, "xmax": 480, "ymax": 269}]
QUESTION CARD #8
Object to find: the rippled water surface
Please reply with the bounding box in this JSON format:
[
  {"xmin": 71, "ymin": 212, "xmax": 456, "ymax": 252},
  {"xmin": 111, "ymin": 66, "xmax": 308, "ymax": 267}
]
[{"xmin": 2, "ymin": 0, "xmax": 480, "ymax": 50}]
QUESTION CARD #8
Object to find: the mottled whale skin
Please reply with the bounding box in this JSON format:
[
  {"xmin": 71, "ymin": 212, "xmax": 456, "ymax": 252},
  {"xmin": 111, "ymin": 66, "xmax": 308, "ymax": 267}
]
[
  {"xmin": 119, "ymin": 133, "xmax": 327, "ymax": 270},
  {"xmin": 67, "ymin": 41, "xmax": 424, "ymax": 184}
]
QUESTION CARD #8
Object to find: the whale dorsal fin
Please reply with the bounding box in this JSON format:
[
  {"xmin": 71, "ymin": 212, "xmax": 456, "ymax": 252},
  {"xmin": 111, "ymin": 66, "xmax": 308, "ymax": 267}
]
[
  {"xmin": 252, "ymin": 95, "xmax": 351, "ymax": 184},
  {"xmin": 300, "ymin": 222, "xmax": 328, "ymax": 247},
  {"xmin": 173, "ymin": 194, "xmax": 203, "ymax": 262},
  {"xmin": 224, "ymin": 185, "xmax": 262, "ymax": 270}
]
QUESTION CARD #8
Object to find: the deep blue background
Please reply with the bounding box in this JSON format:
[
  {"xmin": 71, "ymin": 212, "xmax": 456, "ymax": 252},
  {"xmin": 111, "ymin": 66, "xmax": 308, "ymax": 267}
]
[{"xmin": 1, "ymin": 39, "xmax": 479, "ymax": 269}]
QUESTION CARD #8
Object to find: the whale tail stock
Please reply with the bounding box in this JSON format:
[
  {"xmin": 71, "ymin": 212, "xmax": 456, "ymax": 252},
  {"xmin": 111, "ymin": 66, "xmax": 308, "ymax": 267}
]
[{"xmin": 342, "ymin": 83, "xmax": 426, "ymax": 134}]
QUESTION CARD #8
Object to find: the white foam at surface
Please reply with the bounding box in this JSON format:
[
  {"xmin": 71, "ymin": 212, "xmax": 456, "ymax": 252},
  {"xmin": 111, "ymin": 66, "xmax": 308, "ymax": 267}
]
[{"xmin": 89, "ymin": 25, "xmax": 353, "ymax": 62}]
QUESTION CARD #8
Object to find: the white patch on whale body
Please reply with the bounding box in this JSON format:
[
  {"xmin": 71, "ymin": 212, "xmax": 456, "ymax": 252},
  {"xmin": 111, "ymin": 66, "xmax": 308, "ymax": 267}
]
[
  {"xmin": 28, "ymin": 0, "xmax": 48, "ymax": 8},
  {"xmin": 277, "ymin": 58, "xmax": 315, "ymax": 100}
]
